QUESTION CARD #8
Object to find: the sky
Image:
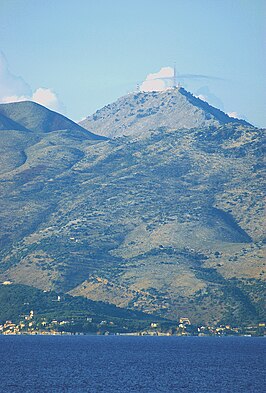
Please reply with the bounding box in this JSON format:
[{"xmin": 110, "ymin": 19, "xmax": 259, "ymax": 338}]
[{"xmin": 0, "ymin": 0, "xmax": 265, "ymax": 127}]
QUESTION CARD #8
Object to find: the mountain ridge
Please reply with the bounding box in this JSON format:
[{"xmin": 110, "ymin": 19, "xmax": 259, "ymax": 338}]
[
  {"xmin": 80, "ymin": 87, "xmax": 252, "ymax": 138},
  {"xmin": 0, "ymin": 101, "xmax": 105, "ymax": 139}
]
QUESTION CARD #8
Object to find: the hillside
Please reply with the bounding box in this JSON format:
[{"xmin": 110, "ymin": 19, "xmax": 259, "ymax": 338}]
[
  {"xmin": 0, "ymin": 94, "xmax": 265, "ymax": 326},
  {"xmin": 0, "ymin": 112, "xmax": 28, "ymax": 132},
  {"xmin": 0, "ymin": 283, "xmax": 156, "ymax": 334},
  {"xmin": 0, "ymin": 101, "xmax": 104, "ymax": 137},
  {"xmin": 80, "ymin": 87, "xmax": 251, "ymax": 138},
  {"xmin": 0, "ymin": 101, "xmax": 105, "ymax": 177}
]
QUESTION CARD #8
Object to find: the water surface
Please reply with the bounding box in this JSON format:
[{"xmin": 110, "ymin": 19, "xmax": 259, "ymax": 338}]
[{"xmin": 0, "ymin": 336, "xmax": 265, "ymax": 392}]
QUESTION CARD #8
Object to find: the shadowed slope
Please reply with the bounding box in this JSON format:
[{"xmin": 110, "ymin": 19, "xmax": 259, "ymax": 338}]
[
  {"xmin": 0, "ymin": 101, "xmax": 105, "ymax": 139},
  {"xmin": 0, "ymin": 112, "xmax": 29, "ymax": 131}
]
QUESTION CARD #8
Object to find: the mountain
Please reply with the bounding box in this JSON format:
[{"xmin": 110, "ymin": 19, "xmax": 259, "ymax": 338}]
[
  {"xmin": 0, "ymin": 283, "xmax": 155, "ymax": 331},
  {"xmin": 0, "ymin": 111, "xmax": 29, "ymax": 132},
  {"xmin": 0, "ymin": 94, "xmax": 265, "ymax": 326},
  {"xmin": 0, "ymin": 101, "xmax": 104, "ymax": 137},
  {"xmin": 0, "ymin": 101, "xmax": 105, "ymax": 176},
  {"xmin": 80, "ymin": 87, "xmax": 251, "ymax": 138}
]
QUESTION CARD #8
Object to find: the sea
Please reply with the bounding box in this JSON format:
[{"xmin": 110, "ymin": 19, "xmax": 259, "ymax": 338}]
[{"xmin": 0, "ymin": 336, "xmax": 265, "ymax": 393}]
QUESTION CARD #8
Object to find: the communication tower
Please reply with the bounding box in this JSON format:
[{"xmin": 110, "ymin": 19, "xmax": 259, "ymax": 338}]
[{"xmin": 173, "ymin": 63, "xmax": 177, "ymax": 88}]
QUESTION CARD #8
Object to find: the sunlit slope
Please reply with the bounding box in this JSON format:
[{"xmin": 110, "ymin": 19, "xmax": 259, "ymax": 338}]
[
  {"xmin": 80, "ymin": 88, "xmax": 251, "ymax": 138},
  {"xmin": 0, "ymin": 99, "xmax": 264, "ymax": 325}
]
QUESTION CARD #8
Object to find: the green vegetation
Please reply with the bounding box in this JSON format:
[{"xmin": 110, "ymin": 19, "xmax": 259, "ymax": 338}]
[
  {"xmin": 0, "ymin": 93, "xmax": 265, "ymax": 326},
  {"xmin": 0, "ymin": 284, "xmax": 158, "ymax": 333},
  {"xmin": 1, "ymin": 284, "xmax": 264, "ymax": 337}
]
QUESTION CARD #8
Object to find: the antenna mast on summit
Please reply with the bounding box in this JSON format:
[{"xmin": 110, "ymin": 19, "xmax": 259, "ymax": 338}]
[{"xmin": 173, "ymin": 63, "xmax": 177, "ymax": 88}]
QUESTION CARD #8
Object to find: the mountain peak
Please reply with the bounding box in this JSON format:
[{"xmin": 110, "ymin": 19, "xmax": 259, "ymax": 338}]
[
  {"xmin": 80, "ymin": 87, "xmax": 251, "ymax": 138},
  {"xmin": 0, "ymin": 100, "xmax": 105, "ymax": 140}
]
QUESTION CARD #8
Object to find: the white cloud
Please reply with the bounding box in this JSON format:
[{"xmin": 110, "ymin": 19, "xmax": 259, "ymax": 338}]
[
  {"xmin": 146, "ymin": 66, "xmax": 174, "ymax": 81},
  {"xmin": 227, "ymin": 111, "xmax": 239, "ymax": 119},
  {"xmin": 195, "ymin": 94, "xmax": 207, "ymax": 102},
  {"xmin": 1, "ymin": 94, "xmax": 29, "ymax": 103},
  {"xmin": 141, "ymin": 79, "xmax": 166, "ymax": 92},
  {"xmin": 32, "ymin": 88, "xmax": 60, "ymax": 111},
  {"xmin": 0, "ymin": 51, "xmax": 62, "ymax": 111},
  {"xmin": 140, "ymin": 67, "xmax": 174, "ymax": 92}
]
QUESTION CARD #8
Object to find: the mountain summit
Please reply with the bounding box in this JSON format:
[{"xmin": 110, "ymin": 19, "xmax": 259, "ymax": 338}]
[{"xmin": 80, "ymin": 87, "xmax": 251, "ymax": 138}]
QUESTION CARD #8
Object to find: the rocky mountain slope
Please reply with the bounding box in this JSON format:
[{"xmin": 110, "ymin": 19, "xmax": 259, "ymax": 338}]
[
  {"xmin": 80, "ymin": 87, "xmax": 250, "ymax": 138},
  {"xmin": 0, "ymin": 94, "xmax": 265, "ymax": 326}
]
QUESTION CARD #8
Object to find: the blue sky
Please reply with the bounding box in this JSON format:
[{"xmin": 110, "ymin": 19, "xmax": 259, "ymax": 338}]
[{"xmin": 0, "ymin": 0, "xmax": 265, "ymax": 126}]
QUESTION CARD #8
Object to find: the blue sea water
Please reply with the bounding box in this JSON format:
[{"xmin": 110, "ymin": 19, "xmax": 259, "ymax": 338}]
[{"xmin": 0, "ymin": 336, "xmax": 265, "ymax": 393}]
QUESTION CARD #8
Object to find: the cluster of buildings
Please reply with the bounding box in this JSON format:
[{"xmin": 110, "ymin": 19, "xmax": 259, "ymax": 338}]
[
  {"xmin": 0, "ymin": 312, "xmax": 265, "ymax": 336},
  {"xmin": 0, "ymin": 311, "xmax": 64, "ymax": 335},
  {"xmin": 0, "ymin": 318, "xmax": 67, "ymax": 335}
]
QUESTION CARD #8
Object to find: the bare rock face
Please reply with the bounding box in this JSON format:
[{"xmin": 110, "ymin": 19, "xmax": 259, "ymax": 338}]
[
  {"xmin": 0, "ymin": 95, "xmax": 265, "ymax": 326},
  {"xmin": 80, "ymin": 87, "xmax": 250, "ymax": 138}
]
